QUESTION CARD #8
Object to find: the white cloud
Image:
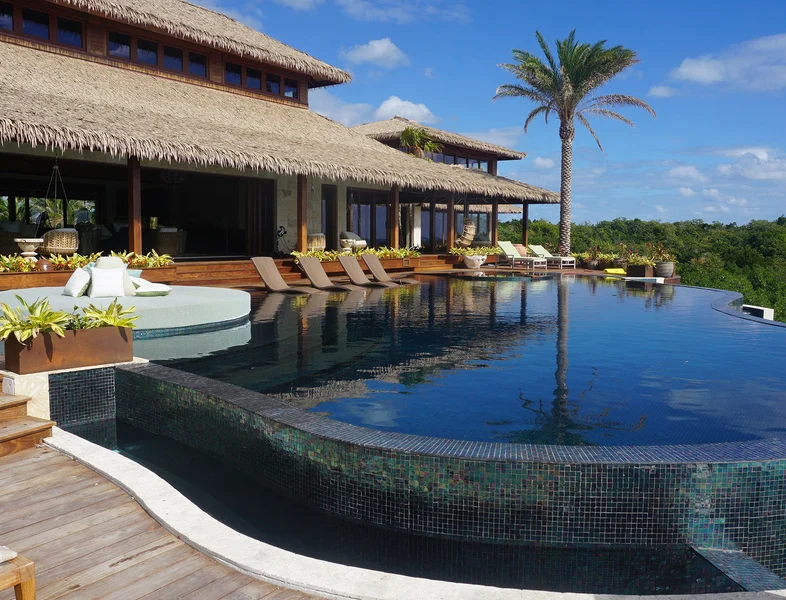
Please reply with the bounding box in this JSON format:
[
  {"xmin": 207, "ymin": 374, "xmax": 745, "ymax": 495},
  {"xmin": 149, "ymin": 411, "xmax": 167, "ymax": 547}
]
[
  {"xmin": 703, "ymin": 205, "xmax": 732, "ymax": 214},
  {"xmin": 717, "ymin": 152, "xmax": 786, "ymax": 181},
  {"xmin": 460, "ymin": 126, "xmax": 523, "ymax": 148},
  {"xmin": 340, "ymin": 38, "xmax": 409, "ymax": 69},
  {"xmin": 533, "ymin": 157, "xmax": 555, "ymax": 169},
  {"xmin": 655, "ymin": 204, "xmax": 667, "ymax": 213},
  {"xmin": 727, "ymin": 197, "xmax": 749, "ymax": 206},
  {"xmin": 334, "ymin": 0, "xmax": 469, "ymax": 23},
  {"xmin": 671, "ymin": 33, "xmax": 786, "ymax": 91},
  {"xmin": 273, "ymin": 0, "xmax": 324, "ymax": 8},
  {"xmin": 677, "ymin": 187, "xmax": 696, "ymax": 197},
  {"xmin": 648, "ymin": 85, "xmax": 677, "ymax": 98},
  {"xmin": 424, "ymin": 67, "xmax": 436, "ymax": 79},
  {"xmin": 702, "ymin": 188, "xmax": 722, "ymax": 199},
  {"xmin": 375, "ymin": 96, "xmax": 438, "ymax": 123},
  {"xmin": 310, "ymin": 90, "xmax": 438, "ymax": 126},
  {"xmin": 718, "ymin": 146, "xmax": 771, "ymax": 161},
  {"xmin": 668, "ymin": 165, "xmax": 709, "ymax": 183}
]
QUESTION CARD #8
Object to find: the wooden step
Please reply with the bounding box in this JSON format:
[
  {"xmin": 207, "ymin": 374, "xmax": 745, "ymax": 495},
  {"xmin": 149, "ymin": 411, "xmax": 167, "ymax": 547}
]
[
  {"xmin": 0, "ymin": 417, "xmax": 55, "ymax": 458},
  {"xmin": 0, "ymin": 395, "xmax": 32, "ymax": 421}
]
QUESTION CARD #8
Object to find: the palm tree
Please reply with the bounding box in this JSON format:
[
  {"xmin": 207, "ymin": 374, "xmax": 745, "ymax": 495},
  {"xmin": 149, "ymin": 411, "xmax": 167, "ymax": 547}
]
[
  {"xmin": 495, "ymin": 30, "xmax": 655, "ymax": 255},
  {"xmin": 400, "ymin": 126, "xmax": 442, "ymax": 159}
]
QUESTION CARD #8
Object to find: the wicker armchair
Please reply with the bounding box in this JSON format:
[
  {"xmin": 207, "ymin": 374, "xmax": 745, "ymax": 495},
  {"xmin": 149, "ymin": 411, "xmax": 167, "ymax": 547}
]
[
  {"xmin": 454, "ymin": 220, "xmax": 476, "ymax": 248},
  {"xmin": 39, "ymin": 228, "xmax": 79, "ymax": 256},
  {"xmin": 152, "ymin": 230, "xmax": 181, "ymax": 256}
]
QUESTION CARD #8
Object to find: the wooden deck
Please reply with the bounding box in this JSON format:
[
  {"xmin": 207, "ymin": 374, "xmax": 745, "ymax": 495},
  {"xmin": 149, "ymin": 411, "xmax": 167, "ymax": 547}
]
[{"xmin": 0, "ymin": 447, "xmax": 316, "ymax": 600}]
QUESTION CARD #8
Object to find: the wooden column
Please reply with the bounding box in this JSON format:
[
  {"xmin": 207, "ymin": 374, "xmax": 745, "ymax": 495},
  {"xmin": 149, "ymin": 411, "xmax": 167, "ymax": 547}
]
[
  {"xmin": 429, "ymin": 195, "xmax": 436, "ymax": 253},
  {"xmin": 296, "ymin": 174, "xmax": 308, "ymax": 252},
  {"xmin": 522, "ymin": 202, "xmax": 530, "ymax": 248},
  {"xmin": 446, "ymin": 193, "xmax": 456, "ymax": 250},
  {"xmin": 490, "ymin": 198, "xmax": 499, "ymax": 245},
  {"xmin": 127, "ymin": 156, "xmax": 142, "ymax": 254},
  {"xmin": 389, "ymin": 185, "xmax": 400, "ymax": 248}
]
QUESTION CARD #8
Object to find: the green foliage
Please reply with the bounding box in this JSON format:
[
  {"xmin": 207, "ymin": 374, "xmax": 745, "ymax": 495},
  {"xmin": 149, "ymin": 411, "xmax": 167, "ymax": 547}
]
[
  {"xmin": 504, "ymin": 216, "xmax": 786, "ymax": 321},
  {"xmin": 80, "ymin": 299, "xmax": 139, "ymax": 329},
  {"xmin": 0, "ymin": 255, "xmax": 36, "ymax": 273},
  {"xmin": 291, "ymin": 247, "xmax": 421, "ymax": 263},
  {"xmin": 49, "ymin": 252, "xmax": 103, "ymax": 270},
  {"xmin": 449, "ymin": 246, "xmax": 504, "ymax": 256},
  {"xmin": 400, "ymin": 127, "xmax": 442, "ymax": 158},
  {"xmin": 114, "ymin": 250, "xmax": 174, "ymax": 268},
  {"xmin": 0, "ymin": 296, "xmax": 72, "ymax": 342}
]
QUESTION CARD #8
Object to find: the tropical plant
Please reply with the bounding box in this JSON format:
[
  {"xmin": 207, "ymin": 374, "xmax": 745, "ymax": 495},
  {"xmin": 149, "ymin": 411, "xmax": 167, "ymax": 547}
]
[
  {"xmin": 400, "ymin": 127, "xmax": 442, "ymax": 159},
  {"xmin": 291, "ymin": 247, "xmax": 421, "ymax": 263},
  {"xmin": 49, "ymin": 252, "xmax": 103, "ymax": 270},
  {"xmin": 627, "ymin": 254, "xmax": 656, "ymax": 267},
  {"xmin": 80, "ymin": 299, "xmax": 138, "ymax": 329},
  {"xmin": 495, "ymin": 30, "xmax": 655, "ymax": 255},
  {"xmin": 111, "ymin": 250, "xmax": 174, "ymax": 268},
  {"xmin": 0, "ymin": 255, "xmax": 36, "ymax": 273},
  {"xmin": 0, "ymin": 296, "xmax": 73, "ymax": 342},
  {"xmin": 449, "ymin": 246, "xmax": 504, "ymax": 256}
]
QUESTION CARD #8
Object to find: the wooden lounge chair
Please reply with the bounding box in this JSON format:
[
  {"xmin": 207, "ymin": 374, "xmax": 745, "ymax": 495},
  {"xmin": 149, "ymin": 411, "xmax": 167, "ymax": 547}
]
[
  {"xmin": 497, "ymin": 241, "xmax": 547, "ymax": 270},
  {"xmin": 528, "ymin": 244, "xmax": 577, "ymax": 269},
  {"xmin": 0, "ymin": 547, "xmax": 35, "ymax": 600},
  {"xmin": 251, "ymin": 257, "xmax": 321, "ymax": 294},
  {"xmin": 338, "ymin": 255, "xmax": 392, "ymax": 288},
  {"xmin": 298, "ymin": 256, "xmax": 362, "ymax": 292},
  {"xmin": 360, "ymin": 254, "xmax": 419, "ymax": 285}
]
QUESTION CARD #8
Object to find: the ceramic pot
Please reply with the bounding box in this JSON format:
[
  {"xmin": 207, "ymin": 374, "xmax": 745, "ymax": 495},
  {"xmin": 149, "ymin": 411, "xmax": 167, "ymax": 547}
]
[
  {"xmin": 586, "ymin": 259, "xmax": 599, "ymax": 270},
  {"xmin": 463, "ymin": 255, "xmax": 487, "ymax": 269},
  {"xmin": 655, "ymin": 261, "xmax": 675, "ymax": 277}
]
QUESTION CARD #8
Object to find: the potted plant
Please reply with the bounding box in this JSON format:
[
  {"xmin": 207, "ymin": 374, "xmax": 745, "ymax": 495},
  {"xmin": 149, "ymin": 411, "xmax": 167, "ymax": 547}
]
[
  {"xmin": 653, "ymin": 244, "xmax": 676, "ymax": 277},
  {"xmin": 626, "ymin": 254, "xmax": 656, "ymax": 277},
  {"xmin": 586, "ymin": 246, "xmax": 600, "ymax": 270},
  {"xmin": 0, "ymin": 296, "xmax": 138, "ymax": 374},
  {"xmin": 449, "ymin": 246, "xmax": 502, "ymax": 269}
]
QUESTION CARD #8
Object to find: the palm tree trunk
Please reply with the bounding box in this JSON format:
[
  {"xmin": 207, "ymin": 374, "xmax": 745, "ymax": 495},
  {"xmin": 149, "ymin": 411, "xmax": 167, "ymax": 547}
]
[{"xmin": 558, "ymin": 123, "xmax": 574, "ymax": 256}]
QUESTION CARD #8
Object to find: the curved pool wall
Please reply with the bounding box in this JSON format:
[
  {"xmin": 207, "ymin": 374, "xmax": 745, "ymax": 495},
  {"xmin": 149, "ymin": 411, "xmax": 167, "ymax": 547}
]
[{"xmin": 116, "ymin": 354, "xmax": 786, "ymax": 580}]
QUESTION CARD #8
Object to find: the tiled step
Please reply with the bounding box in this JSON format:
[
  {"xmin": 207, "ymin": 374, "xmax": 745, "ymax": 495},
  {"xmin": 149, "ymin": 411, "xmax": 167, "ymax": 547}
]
[
  {"xmin": 0, "ymin": 395, "xmax": 32, "ymax": 421},
  {"xmin": 0, "ymin": 417, "xmax": 55, "ymax": 458}
]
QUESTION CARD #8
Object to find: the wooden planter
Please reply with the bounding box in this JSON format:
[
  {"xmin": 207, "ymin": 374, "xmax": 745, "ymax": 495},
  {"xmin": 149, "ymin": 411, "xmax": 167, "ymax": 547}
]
[
  {"xmin": 4, "ymin": 327, "xmax": 133, "ymax": 375},
  {"xmin": 626, "ymin": 265, "xmax": 654, "ymax": 278}
]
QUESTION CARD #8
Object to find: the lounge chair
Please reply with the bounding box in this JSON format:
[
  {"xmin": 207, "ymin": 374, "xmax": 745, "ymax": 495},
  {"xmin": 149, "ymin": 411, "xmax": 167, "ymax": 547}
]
[
  {"xmin": 251, "ymin": 257, "xmax": 321, "ymax": 294},
  {"xmin": 0, "ymin": 546, "xmax": 35, "ymax": 600},
  {"xmin": 528, "ymin": 244, "xmax": 576, "ymax": 269},
  {"xmin": 497, "ymin": 241, "xmax": 547, "ymax": 270},
  {"xmin": 338, "ymin": 255, "xmax": 393, "ymax": 288},
  {"xmin": 360, "ymin": 254, "xmax": 419, "ymax": 285},
  {"xmin": 298, "ymin": 256, "xmax": 362, "ymax": 292}
]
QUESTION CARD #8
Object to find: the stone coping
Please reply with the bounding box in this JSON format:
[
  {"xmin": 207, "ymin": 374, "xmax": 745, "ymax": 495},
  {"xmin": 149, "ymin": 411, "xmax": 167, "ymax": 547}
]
[{"xmin": 44, "ymin": 428, "xmax": 785, "ymax": 600}]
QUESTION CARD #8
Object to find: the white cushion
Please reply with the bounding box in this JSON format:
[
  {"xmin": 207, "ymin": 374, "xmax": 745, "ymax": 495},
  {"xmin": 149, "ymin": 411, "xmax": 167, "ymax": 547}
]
[
  {"xmin": 63, "ymin": 267, "xmax": 91, "ymax": 298},
  {"xmin": 88, "ymin": 267, "xmax": 126, "ymax": 298},
  {"xmin": 96, "ymin": 257, "xmax": 135, "ymax": 296},
  {"xmin": 0, "ymin": 545, "xmax": 17, "ymax": 563},
  {"xmin": 135, "ymin": 282, "xmax": 171, "ymax": 297}
]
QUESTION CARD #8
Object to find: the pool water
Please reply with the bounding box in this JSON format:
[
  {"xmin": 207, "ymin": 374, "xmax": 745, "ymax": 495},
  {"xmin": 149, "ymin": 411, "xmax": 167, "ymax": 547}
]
[
  {"xmin": 66, "ymin": 419, "xmax": 742, "ymax": 594},
  {"xmin": 151, "ymin": 276, "xmax": 786, "ymax": 446}
]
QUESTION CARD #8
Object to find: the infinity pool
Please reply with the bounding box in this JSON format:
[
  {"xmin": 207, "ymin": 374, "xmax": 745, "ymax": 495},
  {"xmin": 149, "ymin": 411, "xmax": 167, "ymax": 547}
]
[{"xmin": 151, "ymin": 276, "xmax": 786, "ymax": 446}]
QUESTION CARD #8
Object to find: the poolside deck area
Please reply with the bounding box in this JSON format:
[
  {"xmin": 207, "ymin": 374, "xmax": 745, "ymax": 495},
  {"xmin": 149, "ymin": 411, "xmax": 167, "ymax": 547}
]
[{"xmin": 0, "ymin": 446, "xmax": 315, "ymax": 600}]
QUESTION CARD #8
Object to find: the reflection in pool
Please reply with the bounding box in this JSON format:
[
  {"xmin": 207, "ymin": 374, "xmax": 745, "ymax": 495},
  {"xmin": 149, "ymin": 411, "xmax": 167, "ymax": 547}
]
[{"xmin": 149, "ymin": 276, "xmax": 786, "ymax": 446}]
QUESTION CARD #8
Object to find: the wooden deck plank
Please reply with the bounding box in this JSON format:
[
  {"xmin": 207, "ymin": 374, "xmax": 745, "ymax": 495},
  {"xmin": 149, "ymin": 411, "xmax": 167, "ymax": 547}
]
[{"xmin": 0, "ymin": 447, "xmax": 320, "ymax": 599}]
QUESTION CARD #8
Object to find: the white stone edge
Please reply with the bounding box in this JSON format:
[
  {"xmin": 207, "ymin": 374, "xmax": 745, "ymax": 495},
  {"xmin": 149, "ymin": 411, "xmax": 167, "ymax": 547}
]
[{"xmin": 45, "ymin": 427, "xmax": 780, "ymax": 600}]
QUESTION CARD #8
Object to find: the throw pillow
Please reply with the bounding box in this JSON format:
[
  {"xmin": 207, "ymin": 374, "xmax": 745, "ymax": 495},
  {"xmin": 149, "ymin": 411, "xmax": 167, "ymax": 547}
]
[
  {"xmin": 135, "ymin": 282, "xmax": 171, "ymax": 297},
  {"xmin": 63, "ymin": 267, "xmax": 91, "ymax": 297},
  {"xmin": 88, "ymin": 267, "xmax": 126, "ymax": 298},
  {"xmin": 96, "ymin": 256, "xmax": 135, "ymax": 296},
  {"xmin": 130, "ymin": 276, "xmax": 147, "ymax": 289}
]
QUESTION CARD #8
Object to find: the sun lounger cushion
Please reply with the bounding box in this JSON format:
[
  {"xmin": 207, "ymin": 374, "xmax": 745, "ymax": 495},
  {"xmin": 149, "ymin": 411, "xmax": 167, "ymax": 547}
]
[
  {"xmin": 88, "ymin": 267, "xmax": 126, "ymax": 298},
  {"xmin": 135, "ymin": 282, "xmax": 172, "ymax": 297},
  {"xmin": 62, "ymin": 267, "xmax": 91, "ymax": 297},
  {"xmin": 604, "ymin": 268, "xmax": 626, "ymax": 275}
]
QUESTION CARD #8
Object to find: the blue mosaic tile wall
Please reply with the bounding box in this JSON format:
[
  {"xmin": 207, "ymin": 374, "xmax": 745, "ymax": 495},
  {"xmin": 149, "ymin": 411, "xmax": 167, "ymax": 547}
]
[
  {"xmin": 114, "ymin": 363, "xmax": 786, "ymax": 579},
  {"xmin": 49, "ymin": 367, "xmax": 116, "ymax": 427}
]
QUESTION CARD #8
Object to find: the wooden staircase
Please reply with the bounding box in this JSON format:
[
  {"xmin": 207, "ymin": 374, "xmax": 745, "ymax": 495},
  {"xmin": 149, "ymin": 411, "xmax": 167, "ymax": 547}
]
[{"xmin": 0, "ymin": 393, "xmax": 55, "ymax": 457}]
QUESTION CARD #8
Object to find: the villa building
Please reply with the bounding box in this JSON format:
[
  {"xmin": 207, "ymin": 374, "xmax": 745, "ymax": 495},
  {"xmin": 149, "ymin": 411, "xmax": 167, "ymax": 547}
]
[{"xmin": 0, "ymin": 0, "xmax": 557, "ymax": 262}]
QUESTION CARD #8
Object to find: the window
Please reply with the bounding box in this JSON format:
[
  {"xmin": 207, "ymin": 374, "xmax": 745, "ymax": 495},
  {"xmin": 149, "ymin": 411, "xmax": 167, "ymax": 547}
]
[
  {"xmin": 163, "ymin": 46, "xmax": 183, "ymax": 71},
  {"xmin": 246, "ymin": 67, "xmax": 262, "ymax": 90},
  {"xmin": 137, "ymin": 39, "xmax": 158, "ymax": 65},
  {"xmin": 57, "ymin": 17, "xmax": 82, "ymax": 48},
  {"xmin": 108, "ymin": 31, "xmax": 131, "ymax": 59},
  {"xmin": 0, "ymin": 3, "xmax": 13, "ymax": 31},
  {"xmin": 188, "ymin": 52, "xmax": 207, "ymax": 77},
  {"xmin": 22, "ymin": 8, "xmax": 49, "ymax": 39},
  {"xmin": 480, "ymin": 160, "xmax": 489, "ymax": 172},
  {"xmin": 442, "ymin": 155, "xmax": 454, "ymax": 165},
  {"xmin": 225, "ymin": 62, "xmax": 242, "ymax": 85},
  {"xmin": 468, "ymin": 158, "xmax": 480, "ymax": 170},
  {"xmin": 284, "ymin": 78, "xmax": 298, "ymax": 99},
  {"xmin": 266, "ymin": 74, "xmax": 280, "ymax": 95},
  {"xmin": 455, "ymin": 156, "xmax": 468, "ymax": 167}
]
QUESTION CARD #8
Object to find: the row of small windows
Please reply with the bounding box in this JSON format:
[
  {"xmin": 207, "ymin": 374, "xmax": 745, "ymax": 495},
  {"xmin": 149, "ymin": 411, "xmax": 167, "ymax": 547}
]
[
  {"xmin": 416, "ymin": 150, "xmax": 490, "ymax": 172},
  {"xmin": 0, "ymin": 3, "xmax": 83, "ymax": 48},
  {"xmin": 107, "ymin": 31, "xmax": 207, "ymax": 77},
  {"xmin": 225, "ymin": 62, "xmax": 299, "ymax": 99}
]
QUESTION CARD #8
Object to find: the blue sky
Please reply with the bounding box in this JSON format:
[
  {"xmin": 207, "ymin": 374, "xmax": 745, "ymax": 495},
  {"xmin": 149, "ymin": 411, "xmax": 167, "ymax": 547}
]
[{"xmin": 202, "ymin": 0, "xmax": 786, "ymax": 224}]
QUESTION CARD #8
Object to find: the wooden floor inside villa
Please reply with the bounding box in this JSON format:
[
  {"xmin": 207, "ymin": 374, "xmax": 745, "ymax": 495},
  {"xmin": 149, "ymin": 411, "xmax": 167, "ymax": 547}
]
[{"xmin": 0, "ymin": 446, "xmax": 315, "ymax": 600}]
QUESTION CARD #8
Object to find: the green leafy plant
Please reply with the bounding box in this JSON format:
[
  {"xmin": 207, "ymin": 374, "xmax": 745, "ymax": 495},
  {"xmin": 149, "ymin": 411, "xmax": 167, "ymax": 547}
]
[
  {"xmin": 49, "ymin": 252, "xmax": 103, "ymax": 270},
  {"xmin": 400, "ymin": 127, "xmax": 442, "ymax": 159},
  {"xmin": 627, "ymin": 253, "xmax": 656, "ymax": 267},
  {"xmin": 291, "ymin": 247, "xmax": 421, "ymax": 263},
  {"xmin": 81, "ymin": 299, "xmax": 139, "ymax": 328},
  {"xmin": 449, "ymin": 246, "xmax": 504, "ymax": 256},
  {"xmin": 110, "ymin": 250, "xmax": 173, "ymax": 268},
  {"xmin": 0, "ymin": 255, "xmax": 36, "ymax": 273},
  {"xmin": 0, "ymin": 296, "xmax": 72, "ymax": 342}
]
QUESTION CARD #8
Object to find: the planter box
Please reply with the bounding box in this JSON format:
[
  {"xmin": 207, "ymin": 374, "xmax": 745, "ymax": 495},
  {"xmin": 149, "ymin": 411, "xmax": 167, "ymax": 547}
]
[
  {"xmin": 626, "ymin": 265, "xmax": 654, "ymax": 278},
  {"xmin": 4, "ymin": 327, "xmax": 133, "ymax": 375}
]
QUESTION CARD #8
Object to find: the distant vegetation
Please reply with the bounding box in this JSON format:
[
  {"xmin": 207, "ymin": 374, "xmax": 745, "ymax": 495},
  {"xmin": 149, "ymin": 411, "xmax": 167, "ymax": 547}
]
[{"xmin": 500, "ymin": 217, "xmax": 786, "ymax": 321}]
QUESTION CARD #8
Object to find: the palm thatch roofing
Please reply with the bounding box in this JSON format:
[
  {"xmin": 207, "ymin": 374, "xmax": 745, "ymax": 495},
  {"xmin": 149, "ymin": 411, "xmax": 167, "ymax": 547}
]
[
  {"xmin": 352, "ymin": 116, "xmax": 527, "ymax": 161},
  {"xmin": 0, "ymin": 43, "xmax": 558, "ymax": 204},
  {"xmin": 56, "ymin": 0, "xmax": 350, "ymax": 85}
]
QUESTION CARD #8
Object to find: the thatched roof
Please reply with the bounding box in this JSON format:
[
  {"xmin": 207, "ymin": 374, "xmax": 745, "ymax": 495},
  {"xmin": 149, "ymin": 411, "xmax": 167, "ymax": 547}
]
[
  {"xmin": 55, "ymin": 0, "xmax": 350, "ymax": 85},
  {"xmin": 0, "ymin": 43, "xmax": 559, "ymax": 204},
  {"xmin": 352, "ymin": 116, "xmax": 527, "ymax": 161}
]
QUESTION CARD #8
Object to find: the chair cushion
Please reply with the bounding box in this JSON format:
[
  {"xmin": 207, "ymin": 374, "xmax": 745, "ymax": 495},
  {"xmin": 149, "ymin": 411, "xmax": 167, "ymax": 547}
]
[
  {"xmin": 135, "ymin": 282, "xmax": 171, "ymax": 297},
  {"xmin": 63, "ymin": 267, "xmax": 91, "ymax": 298},
  {"xmin": 513, "ymin": 244, "xmax": 528, "ymax": 257},
  {"xmin": 88, "ymin": 267, "xmax": 126, "ymax": 298}
]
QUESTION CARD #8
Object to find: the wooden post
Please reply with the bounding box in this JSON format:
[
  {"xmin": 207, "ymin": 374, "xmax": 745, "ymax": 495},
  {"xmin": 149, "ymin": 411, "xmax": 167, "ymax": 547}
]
[
  {"xmin": 296, "ymin": 174, "xmax": 308, "ymax": 252},
  {"xmin": 429, "ymin": 195, "xmax": 436, "ymax": 253},
  {"xmin": 446, "ymin": 193, "xmax": 456, "ymax": 250},
  {"xmin": 127, "ymin": 156, "xmax": 142, "ymax": 254},
  {"xmin": 522, "ymin": 202, "xmax": 530, "ymax": 248},
  {"xmin": 389, "ymin": 185, "xmax": 400, "ymax": 248},
  {"xmin": 491, "ymin": 198, "xmax": 499, "ymax": 245}
]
